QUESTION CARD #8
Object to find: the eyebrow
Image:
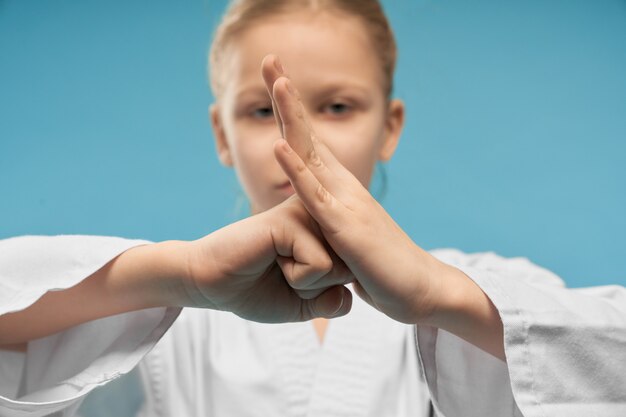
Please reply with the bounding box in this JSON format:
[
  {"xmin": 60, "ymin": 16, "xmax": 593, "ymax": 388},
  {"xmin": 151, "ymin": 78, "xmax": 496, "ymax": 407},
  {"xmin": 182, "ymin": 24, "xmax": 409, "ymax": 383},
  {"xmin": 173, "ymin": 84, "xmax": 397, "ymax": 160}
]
[
  {"xmin": 234, "ymin": 86, "xmax": 270, "ymax": 103},
  {"xmin": 310, "ymin": 82, "xmax": 372, "ymax": 97},
  {"xmin": 233, "ymin": 80, "xmax": 375, "ymax": 104}
]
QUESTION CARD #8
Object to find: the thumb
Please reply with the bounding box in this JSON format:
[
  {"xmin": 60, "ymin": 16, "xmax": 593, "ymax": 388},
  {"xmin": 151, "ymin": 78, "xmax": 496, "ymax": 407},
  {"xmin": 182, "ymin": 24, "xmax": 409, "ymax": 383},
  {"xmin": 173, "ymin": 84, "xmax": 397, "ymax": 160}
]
[{"xmin": 304, "ymin": 286, "xmax": 352, "ymax": 319}]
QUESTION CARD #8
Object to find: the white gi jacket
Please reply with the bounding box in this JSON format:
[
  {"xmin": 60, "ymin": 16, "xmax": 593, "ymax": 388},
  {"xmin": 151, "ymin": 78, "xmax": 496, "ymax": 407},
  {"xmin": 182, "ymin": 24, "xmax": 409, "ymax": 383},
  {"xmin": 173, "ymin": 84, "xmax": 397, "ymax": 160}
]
[{"xmin": 0, "ymin": 235, "xmax": 625, "ymax": 417}]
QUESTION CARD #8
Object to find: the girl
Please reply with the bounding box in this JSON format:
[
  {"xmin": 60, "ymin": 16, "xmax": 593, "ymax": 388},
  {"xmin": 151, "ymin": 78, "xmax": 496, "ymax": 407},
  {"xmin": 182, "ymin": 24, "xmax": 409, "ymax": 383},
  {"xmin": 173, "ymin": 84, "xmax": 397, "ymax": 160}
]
[{"xmin": 1, "ymin": 1, "xmax": 625, "ymax": 416}]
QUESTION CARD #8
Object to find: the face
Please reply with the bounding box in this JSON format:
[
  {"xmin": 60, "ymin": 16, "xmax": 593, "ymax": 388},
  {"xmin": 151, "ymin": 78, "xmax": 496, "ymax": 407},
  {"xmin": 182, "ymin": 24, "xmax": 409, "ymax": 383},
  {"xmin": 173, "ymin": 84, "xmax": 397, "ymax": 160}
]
[{"xmin": 211, "ymin": 11, "xmax": 404, "ymax": 214}]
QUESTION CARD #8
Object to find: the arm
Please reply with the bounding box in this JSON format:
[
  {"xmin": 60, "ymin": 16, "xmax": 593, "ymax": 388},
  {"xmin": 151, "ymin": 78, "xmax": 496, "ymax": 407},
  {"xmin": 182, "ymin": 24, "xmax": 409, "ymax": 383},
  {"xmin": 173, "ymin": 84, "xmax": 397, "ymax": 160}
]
[
  {"xmin": 0, "ymin": 198, "xmax": 353, "ymax": 347},
  {"xmin": 0, "ymin": 240, "xmax": 189, "ymax": 346},
  {"xmin": 420, "ymin": 260, "xmax": 505, "ymax": 360}
]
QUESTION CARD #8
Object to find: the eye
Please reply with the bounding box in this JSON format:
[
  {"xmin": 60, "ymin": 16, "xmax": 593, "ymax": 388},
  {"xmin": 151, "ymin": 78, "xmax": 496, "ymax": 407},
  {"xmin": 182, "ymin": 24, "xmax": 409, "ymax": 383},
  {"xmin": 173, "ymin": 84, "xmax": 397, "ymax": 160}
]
[
  {"xmin": 323, "ymin": 102, "xmax": 352, "ymax": 117},
  {"xmin": 251, "ymin": 106, "xmax": 274, "ymax": 119}
]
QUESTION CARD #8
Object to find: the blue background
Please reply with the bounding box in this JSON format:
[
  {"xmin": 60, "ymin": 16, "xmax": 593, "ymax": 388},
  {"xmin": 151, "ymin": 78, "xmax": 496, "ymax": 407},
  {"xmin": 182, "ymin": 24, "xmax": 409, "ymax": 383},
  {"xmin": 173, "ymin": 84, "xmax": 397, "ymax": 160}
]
[{"xmin": 1, "ymin": 0, "xmax": 625, "ymax": 290}]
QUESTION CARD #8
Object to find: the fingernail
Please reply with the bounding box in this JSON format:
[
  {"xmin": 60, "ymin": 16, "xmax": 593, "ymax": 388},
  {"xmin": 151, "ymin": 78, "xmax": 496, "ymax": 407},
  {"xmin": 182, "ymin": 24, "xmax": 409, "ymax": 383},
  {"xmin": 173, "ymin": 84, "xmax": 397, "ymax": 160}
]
[{"xmin": 274, "ymin": 57, "xmax": 284, "ymax": 74}]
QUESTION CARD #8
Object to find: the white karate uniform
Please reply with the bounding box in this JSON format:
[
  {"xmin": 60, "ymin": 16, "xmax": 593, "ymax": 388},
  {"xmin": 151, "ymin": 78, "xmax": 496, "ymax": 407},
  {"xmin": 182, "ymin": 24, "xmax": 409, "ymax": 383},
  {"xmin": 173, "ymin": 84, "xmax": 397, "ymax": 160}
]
[{"xmin": 1, "ymin": 235, "xmax": 625, "ymax": 417}]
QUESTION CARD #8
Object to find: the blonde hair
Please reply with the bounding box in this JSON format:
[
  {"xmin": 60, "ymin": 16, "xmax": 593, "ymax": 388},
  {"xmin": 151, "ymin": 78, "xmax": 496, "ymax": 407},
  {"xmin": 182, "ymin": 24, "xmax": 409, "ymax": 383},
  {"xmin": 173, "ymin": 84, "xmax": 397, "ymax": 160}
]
[{"xmin": 209, "ymin": 0, "xmax": 397, "ymax": 99}]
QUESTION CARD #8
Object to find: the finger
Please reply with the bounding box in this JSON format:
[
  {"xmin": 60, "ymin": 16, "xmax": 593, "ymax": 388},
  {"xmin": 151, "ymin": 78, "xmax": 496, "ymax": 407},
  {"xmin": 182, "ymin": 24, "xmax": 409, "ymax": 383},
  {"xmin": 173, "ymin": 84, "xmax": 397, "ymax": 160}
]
[
  {"xmin": 237, "ymin": 265, "xmax": 350, "ymax": 323},
  {"xmin": 271, "ymin": 77, "xmax": 316, "ymax": 163},
  {"xmin": 271, "ymin": 77, "xmax": 354, "ymax": 193},
  {"xmin": 276, "ymin": 256, "xmax": 336, "ymax": 297},
  {"xmin": 275, "ymin": 228, "xmax": 355, "ymax": 292},
  {"xmin": 273, "ymin": 139, "xmax": 345, "ymax": 233},
  {"xmin": 306, "ymin": 136, "xmax": 361, "ymax": 189},
  {"xmin": 300, "ymin": 286, "xmax": 353, "ymax": 319},
  {"xmin": 273, "ymin": 240, "xmax": 333, "ymax": 291},
  {"xmin": 270, "ymin": 203, "xmax": 338, "ymax": 289},
  {"xmin": 261, "ymin": 54, "xmax": 285, "ymax": 137},
  {"xmin": 289, "ymin": 260, "xmax": 356, "ymax": 300},
  {"xmin": 314, "ymin": 249, "xmax": 355, "ymax": 288},
  {"xmin": 299, "ymin": 246, "xmax": 354, "ymax": 288},
  {"xmin": 293, "ymin": 287, "xmax": 327, "ymax": 300}
]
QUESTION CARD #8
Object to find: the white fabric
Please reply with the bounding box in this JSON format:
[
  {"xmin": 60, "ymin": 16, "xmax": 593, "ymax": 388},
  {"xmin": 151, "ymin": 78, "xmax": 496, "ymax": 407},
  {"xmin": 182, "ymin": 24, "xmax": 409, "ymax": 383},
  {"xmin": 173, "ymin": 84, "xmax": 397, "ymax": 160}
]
[
  {"xmin": 0, "ymin": 235, "xmax": 149, "ymax": 316},
  {"xmin": 422, "ymin": 249, "xmax": 626, "ymax": 417},
  {"xmin": 0, "ymin": 236, "xmax": 181, "ymax": 417},
  {"xmin": 136, "ymin": 290, "xmax": 429, "ymax": 417},
  {"xmin": 1, "ymin": 236, "xmax": 626, "ymax": 417}
]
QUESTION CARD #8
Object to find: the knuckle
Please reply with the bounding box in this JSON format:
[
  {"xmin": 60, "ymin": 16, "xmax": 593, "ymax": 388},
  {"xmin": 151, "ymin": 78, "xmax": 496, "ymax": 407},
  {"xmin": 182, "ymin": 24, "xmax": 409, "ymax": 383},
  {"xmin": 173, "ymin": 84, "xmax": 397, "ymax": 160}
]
[
  {"xmin": 286, "ymin": 267, "xmax": 305, "ymax": 289},
  {"xmin": 282, "ymin": 267, "xmax": 296, "ymax": 286},
  {"xmin": 319, "ymin": 257, "xmax": 333, "ymax": 275},
  {"xmin": 291, "ymin": 277, "xmax": 307, "ymax": 290},
  {"xmin": 315, "ymin": 184, "xmax": 330, "ymax": 204},
  {"xmin": 295, "ymin": 160, "xmax": 307, "ymax": 174},
  {"xmin": 295, "ymin": 104, "xmax": 304, "ymax": 120},
  {"xmin": 307, "ymin": 148, "xmax": 323, "ymax": 169}
]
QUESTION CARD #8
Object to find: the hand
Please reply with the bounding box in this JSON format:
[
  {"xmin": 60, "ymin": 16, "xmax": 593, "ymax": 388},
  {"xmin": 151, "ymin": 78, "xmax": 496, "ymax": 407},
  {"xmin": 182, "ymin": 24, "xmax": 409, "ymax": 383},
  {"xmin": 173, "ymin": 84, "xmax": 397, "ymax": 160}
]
[
  {"xmin": 261, "ymin": 55, "xmax": 506, "ymax": 360},
  {"xmin": 260, "ymin": 54, "xmax": 445, "ymax": 324},
  {"xmin": 184, "ymin": 196, "xmax": 354, "ymax": 323}
]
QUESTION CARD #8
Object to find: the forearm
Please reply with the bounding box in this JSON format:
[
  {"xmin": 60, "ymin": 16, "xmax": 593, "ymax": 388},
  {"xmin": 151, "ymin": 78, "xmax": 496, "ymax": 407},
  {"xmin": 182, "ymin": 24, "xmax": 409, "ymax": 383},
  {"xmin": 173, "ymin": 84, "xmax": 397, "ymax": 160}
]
[
  {"xmin": 0, "ymin": 240, "xmax": 191, "ymax": 345},
  {"xmin": 422, "ymin": 260, "xmax": 505, "ymax": 361}
]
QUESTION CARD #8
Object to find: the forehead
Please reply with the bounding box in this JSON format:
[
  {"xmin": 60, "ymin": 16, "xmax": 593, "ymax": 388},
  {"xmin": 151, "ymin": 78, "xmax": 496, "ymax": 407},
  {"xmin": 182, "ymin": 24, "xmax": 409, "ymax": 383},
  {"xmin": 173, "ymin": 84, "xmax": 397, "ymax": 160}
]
[{"xmin": 221, "ymin": 11, "xmax": 385, "ymax": 98}]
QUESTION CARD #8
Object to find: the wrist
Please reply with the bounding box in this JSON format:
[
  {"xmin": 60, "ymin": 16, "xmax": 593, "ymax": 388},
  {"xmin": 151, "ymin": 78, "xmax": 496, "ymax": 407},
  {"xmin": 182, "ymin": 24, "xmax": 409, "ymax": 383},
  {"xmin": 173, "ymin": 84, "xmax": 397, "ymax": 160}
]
[
  {"xmin": 419, "ymin": 260, "xmax": 474, "ymax": 328},
  {"xmin": 179, "ymin": 235, "xmax": 224, "ymax": 308},
  {"xmin": 111, "ymin": 240, "xmax": 195, "ymax": 309},
  {"xmin": 420, "ymin": 261, "xmax": 506, "ymax": 360}
]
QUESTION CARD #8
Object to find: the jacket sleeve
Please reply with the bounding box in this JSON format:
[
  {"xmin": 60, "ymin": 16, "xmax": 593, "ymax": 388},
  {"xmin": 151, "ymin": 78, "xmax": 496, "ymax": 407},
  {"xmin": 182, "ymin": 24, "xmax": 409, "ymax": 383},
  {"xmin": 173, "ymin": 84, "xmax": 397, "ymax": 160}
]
[
  {"xmin": 417, "ymin": 249, "xmax": 626, "ymax": 417},
  {"xmin": 0, "ymin": 235, "xmax": 181, "ymax": 417}
]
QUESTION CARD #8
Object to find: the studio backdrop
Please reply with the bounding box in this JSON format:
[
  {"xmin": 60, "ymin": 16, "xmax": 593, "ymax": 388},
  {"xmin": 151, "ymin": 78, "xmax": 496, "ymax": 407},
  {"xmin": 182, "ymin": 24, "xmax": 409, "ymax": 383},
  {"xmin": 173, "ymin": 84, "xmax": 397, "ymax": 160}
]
[{"xmin": 1, "ymin": 0, "xmax": 625, "ymax": 288}]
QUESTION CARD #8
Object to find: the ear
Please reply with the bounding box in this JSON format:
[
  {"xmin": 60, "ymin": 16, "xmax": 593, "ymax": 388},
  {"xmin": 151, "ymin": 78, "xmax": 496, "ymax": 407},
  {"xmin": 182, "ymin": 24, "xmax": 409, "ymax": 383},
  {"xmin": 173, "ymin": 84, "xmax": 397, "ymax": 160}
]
[
  {"xmin": 378, "ymin": 99, "xmax": 405, "ymax": 161},
  {"xmin": 210, "ymin": 104, "xmax": 233, "ymax": 167}
]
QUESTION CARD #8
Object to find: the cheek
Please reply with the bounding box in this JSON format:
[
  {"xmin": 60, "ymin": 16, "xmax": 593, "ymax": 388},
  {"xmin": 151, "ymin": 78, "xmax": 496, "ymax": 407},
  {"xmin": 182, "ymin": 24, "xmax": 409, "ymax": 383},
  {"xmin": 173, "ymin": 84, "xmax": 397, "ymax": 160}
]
[
  {"xmin": 227, "ymin": 128, "xmax": 283, "ymax": 204},
  {"xmin": 232, "ymin": 140, "xmax": 274, "ymax": 181},
  {"xmin": 334, "ymin": 142, "xmax": 379, "ymax": 186},
  {"xmin": 227, "ymin": 122, "xmax": 277, "ymax": 169},
  {"xmin": 318, "ymin": 121, "xmax": 385, "ymax": 186}
]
